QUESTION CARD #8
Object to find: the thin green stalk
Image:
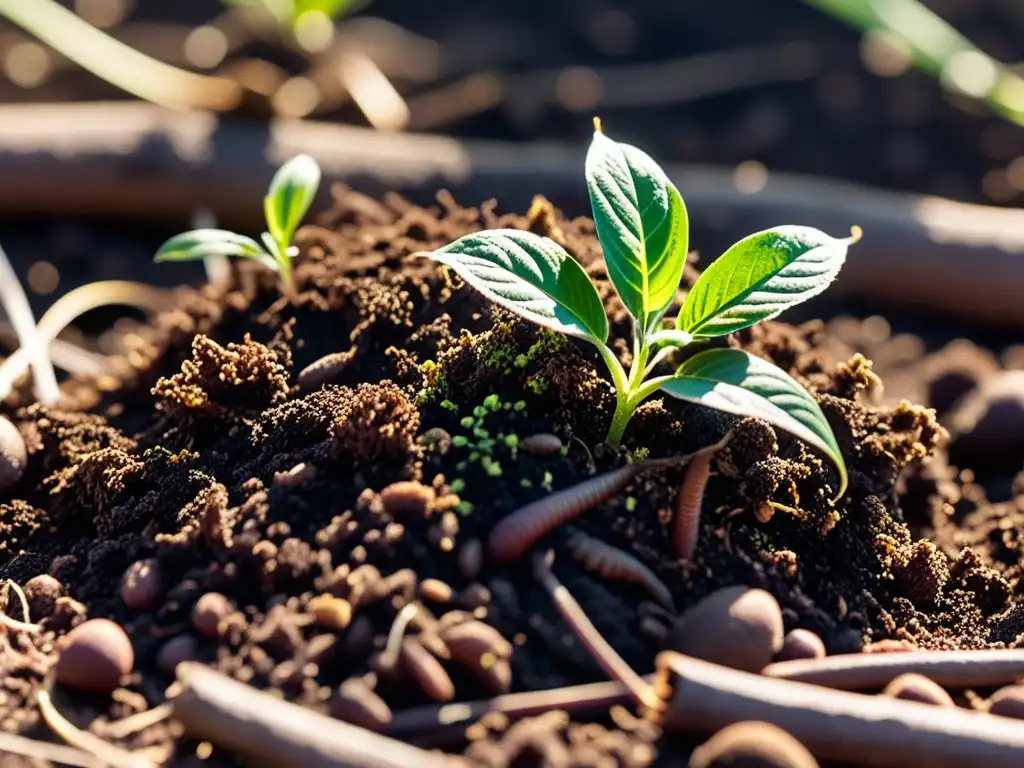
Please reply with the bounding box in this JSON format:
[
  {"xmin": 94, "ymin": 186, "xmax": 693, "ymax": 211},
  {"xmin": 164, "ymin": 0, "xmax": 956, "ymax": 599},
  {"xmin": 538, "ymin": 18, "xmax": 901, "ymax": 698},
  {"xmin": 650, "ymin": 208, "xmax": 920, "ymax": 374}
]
[{"xmin": 0, "ymin": 0, "xmax": 241, "ymax": 111}]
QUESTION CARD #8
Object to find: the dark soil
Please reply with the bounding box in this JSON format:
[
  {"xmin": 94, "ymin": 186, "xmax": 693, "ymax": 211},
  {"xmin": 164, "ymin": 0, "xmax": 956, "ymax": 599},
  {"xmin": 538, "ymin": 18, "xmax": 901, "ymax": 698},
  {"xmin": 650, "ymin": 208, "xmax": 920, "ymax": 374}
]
[{"xmin": 2, "ymin": 189, "xmax": 1023, "ymax": 765}]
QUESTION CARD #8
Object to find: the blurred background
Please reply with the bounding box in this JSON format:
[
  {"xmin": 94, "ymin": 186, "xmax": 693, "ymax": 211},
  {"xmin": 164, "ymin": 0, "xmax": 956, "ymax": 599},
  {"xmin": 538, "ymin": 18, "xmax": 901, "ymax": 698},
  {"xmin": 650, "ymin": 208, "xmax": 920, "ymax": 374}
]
[{"xmin": 2, "ymin": 0, "xmax": 1024, "ymax": 491}]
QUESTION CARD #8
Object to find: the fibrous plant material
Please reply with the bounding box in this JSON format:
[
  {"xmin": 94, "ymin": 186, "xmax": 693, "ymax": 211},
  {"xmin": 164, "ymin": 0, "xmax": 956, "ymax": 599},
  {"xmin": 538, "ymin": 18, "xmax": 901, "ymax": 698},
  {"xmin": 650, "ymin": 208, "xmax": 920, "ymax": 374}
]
[
  {"xmin": 655, "ymin": 652, "xmax": 1024, "ymax": 767},
  {"xmin": 38, "ymin": 688, "xmax": 156, "ymax": 768},
  {"xmin": 0, "ymin": 280, "xmax": 170, "ymax": 402},
  {"xmin": 0, "ymin": 239, "xmax": 59, "ymax": 402},
  {"xmin": 761, "ymin": 649, "xmax": 1024, "ymax": 691},
  {"xmin": 156, "ymin": 155, "xmax": 322, "ymax": 295},
  {"xmin": 0, "ymin": 0, "xmax": 242, "ymax": 112},
  {"xmin": 171, "ymin": 663, "xmax": 465, "ymax": 768},
  {"xmin": 416, "ymin": 118, "xmax": 856, "ymax": 501}
]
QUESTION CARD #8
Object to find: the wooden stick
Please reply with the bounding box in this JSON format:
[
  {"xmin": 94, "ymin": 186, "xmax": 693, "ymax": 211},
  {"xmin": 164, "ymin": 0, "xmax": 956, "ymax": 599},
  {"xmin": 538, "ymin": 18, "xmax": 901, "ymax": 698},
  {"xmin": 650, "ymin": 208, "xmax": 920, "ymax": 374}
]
[
  {"xmin": 171, "ymin": 663, "xmax": 466, "ymax": 768},
  {"xmin": 762, "ymin": 649, "xmax": 1024, "ymax": 691},
  {"xmin": 2, "ymin": 102, "xmax": 1024, "ymax": 327},
  {"xmin": 656, "ymin": 652, "xmax": 1024, "ymax": 768}
]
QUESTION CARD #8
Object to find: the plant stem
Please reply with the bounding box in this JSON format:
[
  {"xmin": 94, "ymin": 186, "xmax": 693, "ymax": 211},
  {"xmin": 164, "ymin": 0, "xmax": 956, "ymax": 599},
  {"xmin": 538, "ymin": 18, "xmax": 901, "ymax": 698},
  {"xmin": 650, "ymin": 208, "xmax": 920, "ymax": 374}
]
[
  {"xmin": 0, "ymin": 0, "xmax": 241, "ymax": 112},
  {"xmin": 596, "ymin": 343, "xmax": 632, "ymax": 449}
]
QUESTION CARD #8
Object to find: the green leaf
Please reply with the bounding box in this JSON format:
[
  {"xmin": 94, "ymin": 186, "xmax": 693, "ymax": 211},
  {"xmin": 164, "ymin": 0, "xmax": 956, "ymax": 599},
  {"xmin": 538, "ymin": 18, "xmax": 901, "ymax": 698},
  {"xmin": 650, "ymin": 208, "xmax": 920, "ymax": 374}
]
[
  {"xmin": 679, "ymin": 225, "xmax": 860, "ymax": 339},
  {"xmin": 416, "ymin": 229, "xmax": 609, "ymax": 344},
  {"xmin": 264, "ymin": 154, "xmax": 321, "ymax": 247},
  {"xmin": 154, "ymin": 229, "xmax": 267, "ymax": 263},
  {"xmin": 585, "ymin": 127, "xmax": 689, "ymax": 334},
  {"xmin": 662, "ymin": 348, "xmax": 847, "ymax": 498}
]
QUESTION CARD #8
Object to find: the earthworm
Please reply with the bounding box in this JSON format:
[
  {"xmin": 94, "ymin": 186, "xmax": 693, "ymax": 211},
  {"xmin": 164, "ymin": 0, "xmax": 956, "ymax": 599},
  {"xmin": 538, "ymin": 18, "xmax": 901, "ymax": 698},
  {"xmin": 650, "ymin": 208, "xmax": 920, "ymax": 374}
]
[
  {"xmin": 673, "ymin": 434, "xmax": 732, "ymax": 561},
  {"xmin": 489, "ymin": 457, "xmax": 681, "ymax": 563},
  {"xmin": 533, "ymin": 551, "xmax": 661, "ymax": 713},
  {"xmin": 171, "ymin": 663, "xmax": 461, "ymax": 768},
  {"xmin": 564, "ymin": 529, "xmax": 674, "ymax": 610},
  {"xmin": 655, "ymin": 652, "xmax": 1024, "ymax": 767},
  {"xmin": 762, "ymin": 649, "xmax": 1024, "ymax": 691}
]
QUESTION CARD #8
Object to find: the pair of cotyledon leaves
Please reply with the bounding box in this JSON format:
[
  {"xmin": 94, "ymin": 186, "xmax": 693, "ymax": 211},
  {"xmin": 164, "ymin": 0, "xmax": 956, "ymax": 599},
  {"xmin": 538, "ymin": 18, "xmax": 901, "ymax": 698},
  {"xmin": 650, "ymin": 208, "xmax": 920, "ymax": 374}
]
[
  {"xmin": 154, "ymin": 154, "xmax": 321, "ymax": 273},
  {"xmin": 422, "ymin": 130, "xmax": 858, "ymax": 498}
]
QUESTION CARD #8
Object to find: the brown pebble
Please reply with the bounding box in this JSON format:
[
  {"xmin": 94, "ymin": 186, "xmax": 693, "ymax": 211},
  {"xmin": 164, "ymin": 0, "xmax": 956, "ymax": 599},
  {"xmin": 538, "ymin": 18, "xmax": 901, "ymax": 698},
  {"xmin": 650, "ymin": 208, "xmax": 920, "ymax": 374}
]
[
  {"xmin": 519, "ymin": 433, "xmax": 563, "ymax": 455},
  {"xmin": 156, "ymin": 634, "xmax": 199, "ymax": 675},
  {"xmin": 331, "ymin": 677, "xmax": 392, "ymax": 729},
  {"xmin": 667, "ymin": 587, "xmax": 783, "ymax": 673},
  {"xmin": 988, "ymin": 684, "xmax": 1024, "ymax": 719},
  {"xmin": 120, "ymin": 558, "xmax": 165, "ymax": 611},
  {"xmin": 55, "ymin": 619, "xmax": 134, "ymax": 694},
  {"xmin": 308, "ymin": 595, "xmax": 352, "ymax": 630},
  {"xmin": 419, "ymin": 579, "xmax": 454, "ymax": 604},
  {"xmin": 777, "ymin": 629, "xmax": 826, "ymax": 662},
  {"xmin": 458, "ymin": 582, "xmax": 491, "ymax": 610},
  {"xmin": 400, "ymin": 636, "xmax": 455, "ymax": 702},
  {"xmin": 379, "ymin": 481, "xmax": 435, "ymax": 518},
  {"xmin": 23, "ymin": 574, "xmax": 61, "ymax": 621},
  {"xmin": 297, "ymin": 351, "xmax": 354, "ymax": 393},
  {"xmin": 440, "ymin": 619, "xmax": 513, "ymax": 660},
  {"xmin": 689, "ymin": 721, "xmax": 819, "ymax": 768},
  {"xmin": 458, "ymin": 539, "xmax": 483, "ymax": 580},
  {"xmin": 192, "ymin": 592, "xmax": 231, "ymax": 638},
  {"xmin": 882, "ymin": 673, "xmax": 955, "ymax": 707},
  {"xmin": 0, "ymin": 416, "xmax": 26, "ymax": 492},
  {"xmin": 273, "ymin": 462, "xmax": 317, "ymax": 488}
]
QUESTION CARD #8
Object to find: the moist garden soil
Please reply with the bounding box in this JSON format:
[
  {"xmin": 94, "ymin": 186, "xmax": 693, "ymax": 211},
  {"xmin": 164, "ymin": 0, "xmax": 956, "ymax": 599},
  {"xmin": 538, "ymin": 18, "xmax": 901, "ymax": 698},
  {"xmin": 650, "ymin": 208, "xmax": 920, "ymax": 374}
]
[{"xmin": 1, "ymin": 189, "xmax": 1024, "ymax": 766}]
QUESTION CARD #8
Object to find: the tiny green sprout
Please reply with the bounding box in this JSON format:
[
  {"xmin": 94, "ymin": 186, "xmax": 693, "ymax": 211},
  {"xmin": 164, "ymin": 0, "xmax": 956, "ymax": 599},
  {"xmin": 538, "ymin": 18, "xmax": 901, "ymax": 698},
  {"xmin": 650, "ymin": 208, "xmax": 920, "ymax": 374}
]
[
  {"xmin": 440, "ymin": 399, "xmax": 458, "ymax": 412},
  {"xmin": 504, "ymin": 434, "xmax": 520, "ymax": 449},
  {"xmin": 449, "ymin": 478, "xmax": 466, "ymax": 494},
  {"xmin": 452, "ymin": 436, "xmax": 470, "ymax": 448},
  {"xmin": 484, "ymin": 393, "xmax": 502, "ymax": 411},
  {"xmin": 625, "ymin": 496, "xmax": 638, "ymax": 513},
  {"xmin": 473, "ymin": 405, "xmax": 488, "ymax": 420},
  {"xmin": 455, "ymin": 500, "xmax": 474, "ymax": 516},
  {"xmin": 414, "ymin": 118, "xmax": 859, "ymax": 500},
  {"xmin": 460, "ymin": 416, "xmax": 475, "ymax": 429},
  {"xmin": 513, "ymin": 401, "xmax": 527, "ymax": 412},
  {"xmin": 155, "ymin": 154, "xmax": 322, "ymax": 295}
]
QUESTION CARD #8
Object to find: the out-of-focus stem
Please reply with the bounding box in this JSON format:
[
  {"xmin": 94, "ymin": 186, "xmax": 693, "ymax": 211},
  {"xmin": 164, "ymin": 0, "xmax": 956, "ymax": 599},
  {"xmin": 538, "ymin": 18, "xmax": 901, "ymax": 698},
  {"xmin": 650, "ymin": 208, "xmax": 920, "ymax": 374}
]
[{"xmin": 0, "ymin": 0, "xmax": 242, "ymax": 112}]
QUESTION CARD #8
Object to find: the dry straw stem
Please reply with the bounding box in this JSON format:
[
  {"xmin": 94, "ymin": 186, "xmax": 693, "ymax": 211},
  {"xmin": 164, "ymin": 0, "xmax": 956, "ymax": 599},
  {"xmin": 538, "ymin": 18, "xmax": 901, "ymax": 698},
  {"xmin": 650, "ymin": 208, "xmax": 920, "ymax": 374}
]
[
  {"xmin": 0, "ymin": 731, "xmax": 111, "ymax": 768},
  {"xmin": 385, "ymin": 678, "xmax": 644, "ymax": 736},
  {"xmin": 533, "ymin": 551, "xmax": 661, "ymax": 713},
  {"xmin": 171, "ymin": 662, "xmax": 466, "ymax": 768},
  {"xmin": 762, "ymin": 649, "xmax": 1024, "ymax": 691},
  {"xmin": 655, "ymin": 652, "xmax": 1024, "ymax": 767},
  {"xmin": 38, "ymin": 688, "xmax": 156, "ymax": 768}
]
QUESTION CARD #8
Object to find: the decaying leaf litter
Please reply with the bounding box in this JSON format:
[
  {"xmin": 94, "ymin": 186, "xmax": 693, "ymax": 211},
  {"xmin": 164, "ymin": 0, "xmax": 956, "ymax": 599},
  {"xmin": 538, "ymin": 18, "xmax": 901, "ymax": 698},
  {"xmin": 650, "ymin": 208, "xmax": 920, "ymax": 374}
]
[{"xmin": 0, "ymin": 181, "xmax": 1021, "ymax": 765}]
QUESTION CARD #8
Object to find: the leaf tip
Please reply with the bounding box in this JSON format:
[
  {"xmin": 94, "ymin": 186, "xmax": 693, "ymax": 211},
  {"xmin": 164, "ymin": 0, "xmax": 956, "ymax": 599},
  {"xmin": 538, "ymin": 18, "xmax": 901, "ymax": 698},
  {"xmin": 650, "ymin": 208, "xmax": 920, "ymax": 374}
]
[
  {"xmin": 592, "ymin": 115, "xmax": 603, "ymax": 134},
  {"xmin": 847, "ymin": 225, "xmax": 863, "ymax": 245}
]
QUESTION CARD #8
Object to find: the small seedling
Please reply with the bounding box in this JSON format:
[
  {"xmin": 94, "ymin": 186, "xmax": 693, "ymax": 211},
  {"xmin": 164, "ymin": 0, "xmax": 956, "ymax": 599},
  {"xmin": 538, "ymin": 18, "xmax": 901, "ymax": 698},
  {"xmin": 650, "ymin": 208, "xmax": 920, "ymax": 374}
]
[
  {"xmin": 224, "ymin": 0, "xmax": 367, "ymax": 49},
  {"xmin": 155, "ymin": 155, "xmax": 322, "ymax": 295},
  {"xmin": 416, "ymin": 118, "xmax": 858, "ymax": 499}
]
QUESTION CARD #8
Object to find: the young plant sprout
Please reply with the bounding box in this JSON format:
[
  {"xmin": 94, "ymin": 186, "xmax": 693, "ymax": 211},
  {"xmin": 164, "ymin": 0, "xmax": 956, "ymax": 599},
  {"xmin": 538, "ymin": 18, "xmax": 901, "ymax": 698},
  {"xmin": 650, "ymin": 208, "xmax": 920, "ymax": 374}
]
[
  {"xmin": 154, "ymin": 155, "xmax": 322, "ymax": 295},
  {"xmin": 416, "ymin": 118, "xmax": 859, "ymax": 499}
]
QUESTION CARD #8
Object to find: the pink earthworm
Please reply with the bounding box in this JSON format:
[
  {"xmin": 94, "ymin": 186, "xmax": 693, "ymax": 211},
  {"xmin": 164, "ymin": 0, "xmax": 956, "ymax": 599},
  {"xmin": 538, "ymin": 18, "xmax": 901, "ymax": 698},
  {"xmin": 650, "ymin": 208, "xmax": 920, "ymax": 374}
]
[
  {"xmin": 673, "ymin": 434, "xmax": 732, "ymax": 561},
  {"xmin": 565, "ymin": 529, "xmax": 674, "ymax": 610}
]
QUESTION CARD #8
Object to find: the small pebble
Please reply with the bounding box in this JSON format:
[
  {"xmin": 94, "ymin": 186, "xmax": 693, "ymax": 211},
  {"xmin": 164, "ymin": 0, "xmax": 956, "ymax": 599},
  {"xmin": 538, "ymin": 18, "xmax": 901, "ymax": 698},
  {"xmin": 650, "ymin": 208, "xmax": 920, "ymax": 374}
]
[
  {"xmin": 882, "ymin": 673, "xmax": 955, "ymax": 707},
  {"xmin": 297, "ymin": 351, "xmax": 353, "ymax": 393},
  {"xmin": 689, "ymin": 721, "xmax": 819, "ymax": 768},
  {"xmin": 379, "ymin": 481, "xmax": 434, "ymax": 518},
  {"xmin": 988, "ymin": 684, "xmax": 1024, "ymax": 719},
  {"xmin": 23, "ymin": 574, "xmax": 61, "ymax": 621},
  {"xmin": 440, "ymin": 619, "xmax": 513, "ymax": 660},
  {"xmin": 156, "ymin": 634, "xmax": 199, "ymax": 675},
  {"xmin": 0, "ymin": 416, "xmax": 26, "ymax": 492},
  {"xmin": 400, "ymin": 636, "xmax": 455, "ymax": 702},
  {"xmin": 776, "ymin": 629, "xmax": 826, "ymax": 662},
  {"xmin": 192, "ymin": 592, "xmax": 231, "ymax": 638},
  {"xmin": 55, "ymin": 619, "xmax": 134, "ymax": 694},
  {"xmin": 419, "ymin": 579, "xmax": 454, "ymax": 604},
  {"xmin": 458, "ymin": 582, "xmax": 491, "ymax": 610},
  {"xmin": 308, "ymin": 595, "xmax": 352, "ymax": 630},
  {"xmin": 120, "ymin": 558, "xmax": 165, "ymax": 611},
  {"xmin": 667, "ymin": 586, "xmax": 783, "ymax": 673},
  {"xmin": 331, "ymin": 677, "xmax": 392, "ymax": 729},
  {"xmin": 458, "ymin": 539, "xmax": 483, "ymax": 580},
  {"xmin": 519, "ymin": 433, "xmax": 563, "ymax": 455}
]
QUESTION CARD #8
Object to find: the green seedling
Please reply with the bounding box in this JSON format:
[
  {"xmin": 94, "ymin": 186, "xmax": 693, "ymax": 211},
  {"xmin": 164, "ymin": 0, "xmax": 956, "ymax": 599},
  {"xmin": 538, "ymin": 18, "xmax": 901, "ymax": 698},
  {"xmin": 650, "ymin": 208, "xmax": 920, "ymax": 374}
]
[
  {"xmin": 155, "ymin": 155, "xmax": 322, "ymax": 295},
  {"xmin": 224, "ymin": 0, "xmax": 369, "ymax": 48},
  {"xmin": 415, "ymin": 118, "xmax": 859, "ymax": 499}
]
